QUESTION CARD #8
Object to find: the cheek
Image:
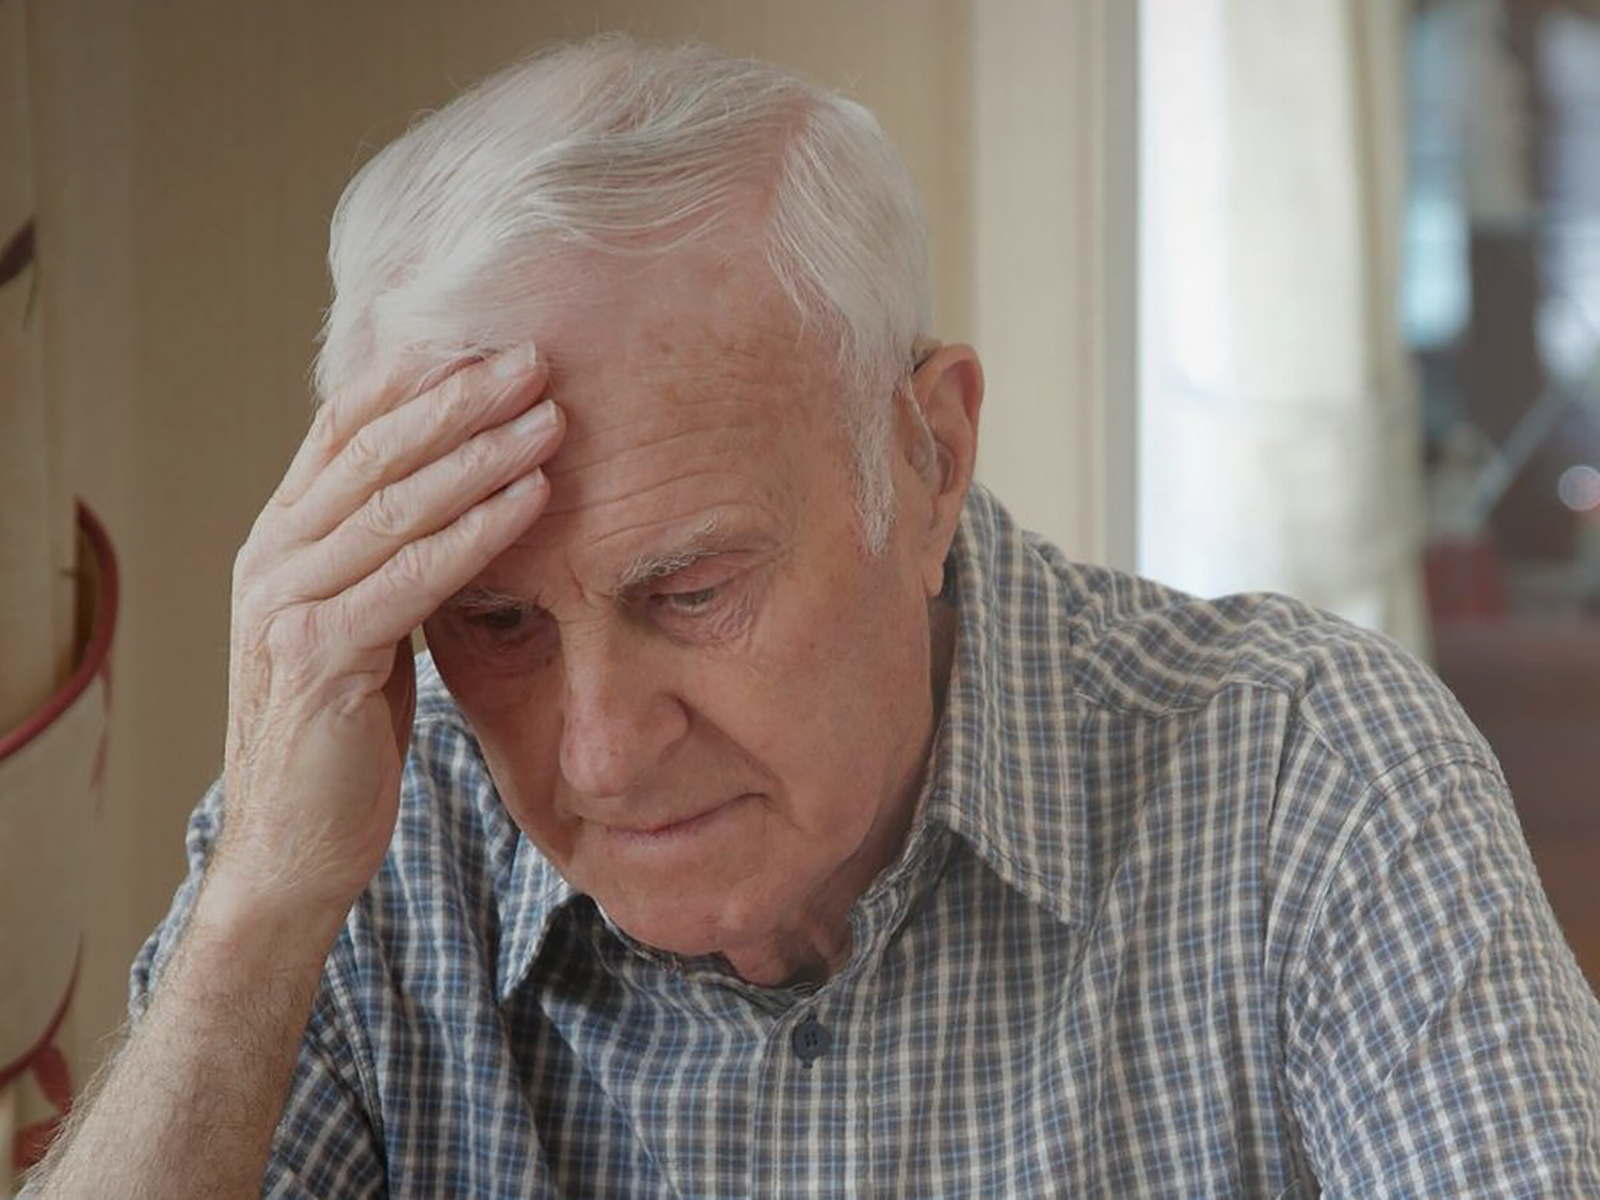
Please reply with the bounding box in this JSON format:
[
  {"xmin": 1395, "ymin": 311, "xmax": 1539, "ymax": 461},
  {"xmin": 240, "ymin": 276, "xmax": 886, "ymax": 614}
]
[
  {"xmin": 732, "ymin": 556, "xmax": 929, "ymax": 784},
  {"xmin": 423, "ymin": 628, "xmax": 566, "ymax": 816}
]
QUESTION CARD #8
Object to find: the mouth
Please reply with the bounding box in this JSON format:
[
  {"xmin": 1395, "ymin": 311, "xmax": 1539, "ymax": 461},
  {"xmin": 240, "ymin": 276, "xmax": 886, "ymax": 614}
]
[{"xmin": 602, "ymin": 795, "xmax": 750, "ymax": 844}]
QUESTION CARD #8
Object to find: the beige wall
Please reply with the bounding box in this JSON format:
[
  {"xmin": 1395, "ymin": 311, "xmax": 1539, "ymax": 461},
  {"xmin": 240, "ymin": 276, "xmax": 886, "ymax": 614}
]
[{"xmin": 29, "ymin": 1, "xmax": 1116, "ymax": 1064}]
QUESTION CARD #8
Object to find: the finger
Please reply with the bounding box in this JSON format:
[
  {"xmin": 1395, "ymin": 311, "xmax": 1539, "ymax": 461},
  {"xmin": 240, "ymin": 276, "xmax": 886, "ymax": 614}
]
[
  {"xmin": 281, "ymin": 346, "xmax": 549, "ymax": 545},
  {"xmin": 273, "ymin": 358, "xmax": 413, "ymax": 510},
  {"xmin": 281, "ymin": 397, "xmax": 564, "ymax": 602},
  {"xmin": 325, "ymin": 468, "xmax": 553, "ymax": 649},
  {"xmin": 274, "ymin": 344, "xmax": 542, "ymax": 513},
  {"xmin": 384, "ymin": 638, "xmax": 417, "ymax": 756}
]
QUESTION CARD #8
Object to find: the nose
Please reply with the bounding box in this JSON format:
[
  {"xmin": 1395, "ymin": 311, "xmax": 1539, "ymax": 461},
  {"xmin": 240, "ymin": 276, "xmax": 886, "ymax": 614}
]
[{"xmin": 558, "ymin": 627, "xmax": 690, "ymax": 799}]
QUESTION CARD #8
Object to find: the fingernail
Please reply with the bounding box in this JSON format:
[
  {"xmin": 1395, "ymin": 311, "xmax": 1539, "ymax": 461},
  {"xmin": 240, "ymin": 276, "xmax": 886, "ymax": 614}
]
[
  {"xmin": 504, "ymin": 468, "xmax": 545, "ymax": 499},
  {"xmin": 490, "ymin": 343, "xmax": 539, "ymax": 381},
  {"xmin": 511, "ymin": 399, "xmax": 559, "ymax": 437}
]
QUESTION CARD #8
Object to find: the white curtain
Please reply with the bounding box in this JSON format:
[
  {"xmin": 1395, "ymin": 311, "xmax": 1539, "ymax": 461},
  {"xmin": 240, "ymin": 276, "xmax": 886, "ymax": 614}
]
[{"xmin": 1140, "ymin": 0, "xmax": 1429, "ymax": 655}]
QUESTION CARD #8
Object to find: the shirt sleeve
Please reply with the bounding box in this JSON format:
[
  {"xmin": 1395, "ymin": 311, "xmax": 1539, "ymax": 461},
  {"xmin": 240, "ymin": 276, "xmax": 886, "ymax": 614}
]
[
  {"xmin": 128, "ymin": 780, "xmax": 388, "ymax": 1197},
  {"xmin": 261, "ymin": 1009, "xmax": 388, "ymax": 1198},
  {"xmin": 1281, "ymin": 748, "xmax": 1600, "ymax": 1195}
]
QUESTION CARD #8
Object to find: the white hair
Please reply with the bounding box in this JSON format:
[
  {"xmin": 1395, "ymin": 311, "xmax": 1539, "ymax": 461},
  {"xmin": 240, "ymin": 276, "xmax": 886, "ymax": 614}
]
[{"xmin": 314, "ymin": 34, "xmax": 931, "ymax": 549}]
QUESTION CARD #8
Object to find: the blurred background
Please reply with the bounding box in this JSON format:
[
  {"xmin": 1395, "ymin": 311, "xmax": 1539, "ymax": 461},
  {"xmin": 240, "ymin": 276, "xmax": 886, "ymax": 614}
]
[
  {"xmin": 0, "ymin": 0, "xmax": 1596, "ymax": 1176},
  {"xmin": 1140, "ymin": 0, "xmax": 1600, "ymax": 1003}
]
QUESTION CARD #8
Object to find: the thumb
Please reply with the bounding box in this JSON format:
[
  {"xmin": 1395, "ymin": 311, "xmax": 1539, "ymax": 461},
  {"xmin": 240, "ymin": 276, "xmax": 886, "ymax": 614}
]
[{"xmin": 385, "ymin": 637, "xmax": 418, "ymax": 757}]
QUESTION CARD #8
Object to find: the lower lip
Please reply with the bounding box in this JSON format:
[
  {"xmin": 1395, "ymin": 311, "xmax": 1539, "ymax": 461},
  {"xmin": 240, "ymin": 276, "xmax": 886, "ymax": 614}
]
[{"xmin": 604, "ymin": 796, "xmax": 748, "ymax": 847}]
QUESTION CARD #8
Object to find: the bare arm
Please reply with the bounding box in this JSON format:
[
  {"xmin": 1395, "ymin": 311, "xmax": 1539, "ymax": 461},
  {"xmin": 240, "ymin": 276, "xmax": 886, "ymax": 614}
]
[
  {"xmin": 27, "ymin": 347, "xmax": 562, "ymax": 1196},
  {"xmin": 31, "ymin": 884, "xmax": 344, "ymax": 1197}
]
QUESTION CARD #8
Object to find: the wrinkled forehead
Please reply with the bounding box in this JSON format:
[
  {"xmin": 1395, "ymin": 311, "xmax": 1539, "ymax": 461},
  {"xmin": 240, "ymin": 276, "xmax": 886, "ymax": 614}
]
[
  {"xmin": 377, "ymin": 221, "xmax": 852, "ymax": 429},
  {"xmin": 547, "ymin": 253, "xmax": 840, "ymax": 482},
  {"xmin": 480, "ymin": 242, "xmax": 860, "ymax": 587},
  {"xmin": 518, "ymin": 244, "xmax": 858, "ymax": 501},
  {"xmin": 538, "ymin": 241, "xmax": 834, "ymax": 396}
]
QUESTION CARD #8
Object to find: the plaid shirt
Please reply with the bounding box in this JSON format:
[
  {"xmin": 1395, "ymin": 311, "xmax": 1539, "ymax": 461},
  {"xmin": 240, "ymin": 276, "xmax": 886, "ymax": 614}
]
[{"xmin": 134, "ymin": 485, "xmax": 1600, "ymax": 1197}]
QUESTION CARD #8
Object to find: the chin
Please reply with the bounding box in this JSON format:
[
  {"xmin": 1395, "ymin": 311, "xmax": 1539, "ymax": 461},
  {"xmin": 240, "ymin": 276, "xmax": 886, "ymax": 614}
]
[
  {"xmin": 600, "ymin": 879, "xmax": 779, "ymax": 959},
  {"xmin": 607, "ymin": 906, "xmax": 729, "ymax": 960}
]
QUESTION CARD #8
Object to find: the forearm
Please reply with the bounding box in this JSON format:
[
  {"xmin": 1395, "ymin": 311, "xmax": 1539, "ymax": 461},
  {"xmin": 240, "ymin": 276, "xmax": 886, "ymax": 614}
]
[
  {"xmin": 24, "ymin": 347, "xmax": 557, "ymax": 1196},
  {"xmin": 28, "ymin": 879, "xmax": 347, "ymax": 1198}
]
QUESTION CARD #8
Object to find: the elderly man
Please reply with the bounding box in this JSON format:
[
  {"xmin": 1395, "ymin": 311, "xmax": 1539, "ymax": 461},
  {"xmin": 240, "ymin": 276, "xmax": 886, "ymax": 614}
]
[{"xmin": 33, "ymin": 35, "xmax": 1600, "ymax": 1197}]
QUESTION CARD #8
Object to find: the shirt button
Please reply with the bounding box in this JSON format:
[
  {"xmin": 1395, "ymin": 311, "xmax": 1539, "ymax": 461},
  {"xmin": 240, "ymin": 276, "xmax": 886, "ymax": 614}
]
[{"xmin": 791, "ymin": 1015, "xmax": 832, "ymax": 1066}]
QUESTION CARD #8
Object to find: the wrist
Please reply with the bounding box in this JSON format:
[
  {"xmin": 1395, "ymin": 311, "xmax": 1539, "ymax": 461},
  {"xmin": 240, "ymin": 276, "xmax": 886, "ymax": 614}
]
[{"xmin": 188, "ymin": 864, "xmax": 353, "ymax": 978}]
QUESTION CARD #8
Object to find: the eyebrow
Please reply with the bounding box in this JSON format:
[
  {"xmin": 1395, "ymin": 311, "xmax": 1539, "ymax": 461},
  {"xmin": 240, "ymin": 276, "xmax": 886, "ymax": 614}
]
[
  {"xmin": 442, "ymin": 584, "xmax": 532, "ymax": 611},
  {"xmin": 443, "ymin": 515, "xmax": 742, "ymax": 611},
  {"xmin": 615, "ymin": 515, "xmax": 727, "ymax": 592}
]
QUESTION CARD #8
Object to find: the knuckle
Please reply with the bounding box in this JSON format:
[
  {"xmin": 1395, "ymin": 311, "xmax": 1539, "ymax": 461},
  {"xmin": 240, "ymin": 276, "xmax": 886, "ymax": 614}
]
[
  {"xmin": 309, "ymin": 399, "xmax": 337, "ymax": 442},
  {"xmin": 358, "ymin": 486, "xmax": 408, "ymax": 541},
  {"xmin": 455, "ymin": 433, "xmax": 498, "ymax": 482},
  {"xmin": 436, "ymin": 370, "xmax": 480, "ymax": 423},
  {"xmin": 307, "ymin": 400, "xmax": 345, "ymax": 461},
  {"xmin": 435, "ymin": 371, "xmax": 483, "ymax": 428},
  {"xmin": 453, "ymin": 502, "xmax": 490, "ymax": 544},
  {"xmin": 341, "ymin": 426, "xmax": 388, "ymax": 487},
  {"xmin": 386, "ymin": 540, "xmax": 431, "ymax": 596}
]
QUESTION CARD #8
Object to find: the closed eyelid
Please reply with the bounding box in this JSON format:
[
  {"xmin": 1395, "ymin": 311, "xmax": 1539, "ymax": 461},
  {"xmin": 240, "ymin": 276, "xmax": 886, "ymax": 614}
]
[
  {"xmin": 623, "ymin": 570, "xmax": 726, "ymax": 616},
  {"xmin": 440, "ymin": 538, "xmax": 777, "ymax": 620},
  {"xmin": 648, "ymin": 576, "xmax": 758, "ymax": 642},
  {"xmin": 653, "ymin": 582, "xmax": 722, "ymax": 605}
]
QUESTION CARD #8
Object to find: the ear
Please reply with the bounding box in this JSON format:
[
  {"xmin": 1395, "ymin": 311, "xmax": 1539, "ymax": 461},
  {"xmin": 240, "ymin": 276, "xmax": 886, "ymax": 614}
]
[{"xmin": 899, "ymin": 342, "xmax": 983, "ymax": 597}]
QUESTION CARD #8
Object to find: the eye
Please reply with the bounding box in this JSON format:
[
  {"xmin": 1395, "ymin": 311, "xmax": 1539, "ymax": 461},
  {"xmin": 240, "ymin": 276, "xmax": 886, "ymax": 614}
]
[
  {"xmin": 643, "ymin": 575, "xmax": 758, "ymax": 644},
  {"xmin": 655, "ymin": 585, "xmax": 721, "ymax": 615},
  {"xmin": 459, "ymin": 603, "xmax": 552, "ymax": 646},
  {"xmin": 470, "ymin": 606, "xmax": 531, "ymax": 633}
]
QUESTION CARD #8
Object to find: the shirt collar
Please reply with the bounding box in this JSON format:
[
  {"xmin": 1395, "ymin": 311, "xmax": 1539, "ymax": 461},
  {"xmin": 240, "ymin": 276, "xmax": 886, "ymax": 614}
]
[
  {"xmin": 918, "ymin": 483, "xmax": 1091, "ymax": 930},
  {"xmin": 489, "ymin": 482, "xmax": 1091, "ymax": 1002},
  {"xmin": 495, "ymin": 829, "xmax": 578, "ymax": 1002}
]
